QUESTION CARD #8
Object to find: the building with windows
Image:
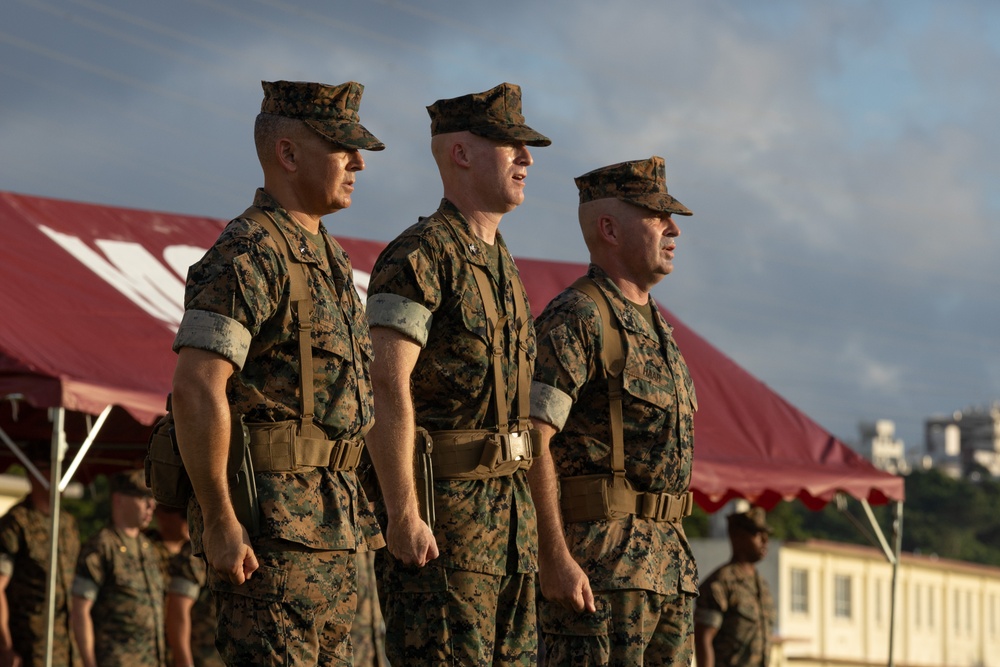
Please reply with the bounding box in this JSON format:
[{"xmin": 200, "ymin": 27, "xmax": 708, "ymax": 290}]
[
  {"xmin": 858, "ymin": 419, "xmax": 910, "ymax": 475},
  {"xmin": 691, "ymin": 537, "xmax": 1000, "ymax": 667},
  {"xmin": 925, "ymin": 403, "xmax": 1000, "ymax": 479}
]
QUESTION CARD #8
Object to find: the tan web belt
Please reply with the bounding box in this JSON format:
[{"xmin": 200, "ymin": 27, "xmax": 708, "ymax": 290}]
[
  {"xmin": 560, "ymin": 474, "xmax": 694, "ymax": 523},
  {"xmin": 421, "ymin": 428, "xmax": 540, "ymax": 480},
  {"xmin": 246, "ymin": 420, "xmax": 363, "ymax": 473}
]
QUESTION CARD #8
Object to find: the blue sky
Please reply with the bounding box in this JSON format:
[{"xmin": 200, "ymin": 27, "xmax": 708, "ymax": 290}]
[{"xmin": 2, "ymin": 0, "xmax": 998, "ymax": 453}]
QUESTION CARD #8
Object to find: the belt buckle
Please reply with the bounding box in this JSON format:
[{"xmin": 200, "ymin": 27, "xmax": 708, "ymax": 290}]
[
  {"xmin": 656, "ymin": 493, "xmax": 677, "ymax": 522},
  {"xmin": 507, "ymin": 431, "xmax": 529, "ymax": 462}
]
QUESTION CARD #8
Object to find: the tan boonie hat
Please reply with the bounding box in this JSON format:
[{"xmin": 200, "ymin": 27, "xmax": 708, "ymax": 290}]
[
  {"xmin": 575, "ymin": 156, "xmax": 692, "ymax": 216},
  {"xmin": 110, "ymin": 469, "xmax": 153, "ymax": 498},
  {"xmin": 260, "ymin": 80, "xmax": 385, "ymax": 151},
  {"xmin": 427, "ymin": 82, "xmax": 551, "ymax": 147},
  {"xmin": 728, "ymin": 506, "xmax": 773, "ymax": 534}
]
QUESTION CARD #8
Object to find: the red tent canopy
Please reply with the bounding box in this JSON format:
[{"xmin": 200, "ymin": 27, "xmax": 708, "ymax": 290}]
[{"xmin": 0, "ymin": 191, "xmax": 903, "ymax": 507}]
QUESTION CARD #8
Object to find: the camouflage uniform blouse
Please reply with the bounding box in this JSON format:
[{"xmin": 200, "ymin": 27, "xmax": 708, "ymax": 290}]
[
  {"xmin": 0, "ymin": 498, "xmax": 81, "ymax": 667},
  {"xmin": 695, "ymin": 563, "xmax": 775, "ymax": 667},
  {"xmin": 168, "ymin": 542, "xmax": 223, "ymax": 667},
  {"xmin": 530, "ymin": 264, "xmax": 698, "ymax": 595},
  {"xmin": 366, "ymin": 199, "xmax": 537, "ymax": 575},
  {"xmin": 72, "ymin": 526, "xmax": 166, "ymax": 667},
  {"xmin": 173, "ymin": 189, "xmax": 383, "ymax": 553}
]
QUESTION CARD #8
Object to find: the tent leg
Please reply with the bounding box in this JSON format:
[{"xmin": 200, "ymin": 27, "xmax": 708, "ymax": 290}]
[
  {"xmin": 43, "ymin": 407, "xmax": 66, "ymax": 667},
  {"xmin": 887, "ymin": 500, "xmax": 904, "ymax": 667}
]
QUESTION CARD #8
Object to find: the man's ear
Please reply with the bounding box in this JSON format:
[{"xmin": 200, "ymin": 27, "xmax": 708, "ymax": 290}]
[
  {"xmin": 276, "ymin": 137, "xmax": 297, "ymax": 173},
  {"xmin": 597, "ymin": 213, "xmax": 620, "ymax": 246},
  {"xmin": 451, "ymin": 140, "xmax": 471, "ymax": 168}
]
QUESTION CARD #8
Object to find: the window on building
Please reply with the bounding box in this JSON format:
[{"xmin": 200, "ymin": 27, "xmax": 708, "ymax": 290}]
[
  {"xmin": 834, "ymin": 574, "xmax": 852, "ymax": 619},
  {"xmin": 791, "ymin": 568, "xmax": 808, "ymax": 614},
  {"xmin": 966, "ymin": 590, "xmax": 973, "ymax": 635},
  {"xmin": 914, "ymin": 584, "xmax": 922, "ymax": 627},
  {"xmin": 955, "ymin": 590, "xmax": 961, "ymax": 632},
  {"xmin": 875, "ymin": 580, "xmax": 882, "ymax": 625},
  {"xmin": 929, "ymin": 588, "xmax": 935, "ymax": 628}
]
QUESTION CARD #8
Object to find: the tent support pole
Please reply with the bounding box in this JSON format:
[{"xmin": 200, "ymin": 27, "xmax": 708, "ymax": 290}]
[
  {"xmin": 43, "ymin": 407, "xmax": 66, "ymax": 667},
  {"xmin": 60, "ymin": 404, "xmax": 112, "ymax": 492},
  {"xmin": 887, "ymin": 500, "xmax": 903, "ymax": 667},
  {"xmin": 0, "ymin": 426, "xmax": 49, "ymax": 490}
]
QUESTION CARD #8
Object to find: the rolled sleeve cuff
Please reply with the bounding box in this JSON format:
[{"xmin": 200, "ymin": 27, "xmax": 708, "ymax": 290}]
[
  {"xmin": 529, "ymin": 381, "xmax": 573, "ymax": 431},
  {"xmin": 694, "ymin": 606, "xmax": 724, "ymax": 629},
  {"xmin": 168, "ymin": 576, "xmax": 201, "ymax": 600},
  {"xmin": 0, "ymin": 555, "xmax": 13, "ymax": 577},
  {"xmin": 172, "ymin": 309, "xmax": 252, "ymax": 370},
  {"xmin": 366, "ymin": 293, "xmax": 433, "ymax": 347},
  {"xmin": 71, "ymin": 576, "xmax": 100, "ymax": 601}
]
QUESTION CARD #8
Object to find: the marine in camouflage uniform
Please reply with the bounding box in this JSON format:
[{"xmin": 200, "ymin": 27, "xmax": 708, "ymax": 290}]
[
  {"xmin": 350, "ymin": 551, "xmax": 388, "ymax": 667},
  {"xmin": 0, "ymin": 463, "xmax": 81, "ymax": 667},
  {"xmin": 694, "ymin": 507, "xmax": 775, "ymax": 667},
  {"xmin": 167, "ymin": 541, "xmax": 224, "ymax": 667},
  {"xmin": 365, "ymin": 83, "xmax": 550, "ymax": 667},
  {"xmin": 528, "ymin": 157, "xmax": 699, "ymax": 666},
  {"xmin": 170, "ymin": 79, "xmax": 384, "ymax": 667},
  {"xmin": 72, "ymin": 470, "xmax": 166, "ymax": 667}
]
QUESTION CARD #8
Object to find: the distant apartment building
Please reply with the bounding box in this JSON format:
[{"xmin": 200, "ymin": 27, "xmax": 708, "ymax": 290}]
[
  {"xmin": 858, "ymin": 419, "xmax": 910, "ymax": 475},
  {"xmin": 925, "ymin": 402, "xmax": 1000, "ymax": 479},
  {"xmin": 691, "ymin": 537, "xmax": 1000, "ymax": 667}
]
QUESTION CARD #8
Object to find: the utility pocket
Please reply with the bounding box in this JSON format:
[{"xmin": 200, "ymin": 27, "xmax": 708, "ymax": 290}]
[{"xmin": 144, "ymin": 411, "xmax": 192, "ymax": 509}]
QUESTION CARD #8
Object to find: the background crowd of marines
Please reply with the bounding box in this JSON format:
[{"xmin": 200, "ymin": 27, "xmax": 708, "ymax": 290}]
[{"xmin": 0, "ymin": 78, "xmax": 775, "ymax": 667}]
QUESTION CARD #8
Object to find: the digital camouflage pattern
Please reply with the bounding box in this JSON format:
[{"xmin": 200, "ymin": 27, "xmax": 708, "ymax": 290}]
[
  {"xmin": 351, "ymin": 551, "xmax": 387, "ymax": 667},
  {"xmin": 695, "ymin": 563, "xmax": 775, "ymax": 667},
  {"xmin": 168, "ymin": 542, "xmax": 223, "ymax": 667},
  {"xmin": 540, "ymin": 589, "xmax": 694, "ymax": 667},
  {"xmin": 574, "ymin": 155, "xmax": 692, "ymax": 216},
  {"xmin": 381, "ymin": 568, "xmax": 535, "ymax": 667},
  {"xmin": 175, "ymin": 188, "xmax": 383, "ymax": 555},
  {"xmin": 0, "ymin": 498, "xmax": 81, "ymax": 667},
  {"xmin": 367, "ymin": 199, "xmax": 538, "ymax": 664},
  {"xmin": 427, "ymin": 82, "xmax": 551, "ymax": 146},
  {"xmin": 260, "ymin": 80, "xmax": 385, "ymax": 151},
  {"xmin": 209, "ymin": 539, "xmax": 355, "ymax": 667},
  {"xmin": 73, "ymin": 526, "xmax": 166, "ymax": 667},
  {"xmin": 530, "ymin": 263, "xmax": 698, "ymax": 596}
]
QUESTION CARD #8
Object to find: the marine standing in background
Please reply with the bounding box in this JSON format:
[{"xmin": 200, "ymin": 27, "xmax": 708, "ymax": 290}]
[
  {"xmin": 167, "ymin": 541, "xmax": 224, "ymax": 667},
  {"xmin": 365, "ymin": 82, "xmax": 550, "ymax": 666},
  {"xmin": 0, "ymin": 447, "xmax": 81, "ymax": 667},
  {"xmin": 71, "ymin": 469, "xmax": 166, "ymax": 667},
  {"xmin": 170, "ymin": 79, "xmax": 385, "ymax": 666},
  {"xmin": 528, "ymin": 157, "xmax": 699, "ymax": 666},
  {"xmin": 695, "ymin": 507, "xmax": 776, "ymax": 667}
]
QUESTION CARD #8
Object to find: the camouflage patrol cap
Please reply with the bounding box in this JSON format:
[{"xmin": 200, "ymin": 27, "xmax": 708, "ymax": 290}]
[
  {"xmin": 110, "ymin": 469, "xmax": 153, "ymax": 498},
  {"xmin": 575, "ymin": 156, "xmax": 692, "ymax": 216},
  {"xmin": 728, "ymin": 506, "xmax": 773, "ymax": 534},
  {"xmin": 427, "ymin": 82, "xmax": 551, "ymax": 147},
  {"xmin": 260, "ymin": 80, "xmax": 385, "ymax": 151}
]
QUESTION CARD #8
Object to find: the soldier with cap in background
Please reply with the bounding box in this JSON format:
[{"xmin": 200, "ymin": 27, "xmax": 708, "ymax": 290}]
[
  {"xmin": 365, "ymin": 82, "xmax": 550, "ymax": 665},
  {"xmin": 72, "ymin": 469, "xmax": 165, "ymax": 667},
  {"xmin": 0, "ymin": 444, "xmax": 81, "ymax": 667},
  {"xmin": 528, "ymin": 156, "xmax": 699, "ymax": 665},
  {"xmin": 166, "ymin": 541, "xmax": 224, "ymax": 667},
  {"xmin": 695, "ymin": 506, "xmax": 776, "ymax": 667},
  {"xmin": 170, "ymin": 79, "xmax": 385, "ymax": 666}
]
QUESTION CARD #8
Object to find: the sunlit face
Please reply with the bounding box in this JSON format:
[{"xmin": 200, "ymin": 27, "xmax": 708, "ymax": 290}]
[
  {"xmin": 115, "ymin": 493, "xmax": 156, "ymax": 530},
  {"xmin": 617, "ymin": 205, "xmax": 681, "ymax": 287},
  {"xmin": 733, "ymin": 527, "xmax": 770, "ymax": 564},
  {"xmin": 466, "ymin": 135, "xmax": 533, "ymax": 214},
  {"xmin": 295, "ymin": 130, "xmax": 366, "ymax": 216}
]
